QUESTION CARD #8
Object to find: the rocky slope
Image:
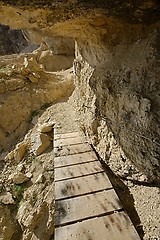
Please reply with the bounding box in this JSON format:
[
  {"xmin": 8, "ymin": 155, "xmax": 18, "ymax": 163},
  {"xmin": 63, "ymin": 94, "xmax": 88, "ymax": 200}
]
[
  {"xmin": 0, "ymin": 94, "xmax": 81, "ymax": 240},
  {"xmin": 0, "ymin": 118, "xmax": 55, "ymax": 240},
  {"xmin": 0, "ymin": 36, "xmax": 75, "ymax": 152}
]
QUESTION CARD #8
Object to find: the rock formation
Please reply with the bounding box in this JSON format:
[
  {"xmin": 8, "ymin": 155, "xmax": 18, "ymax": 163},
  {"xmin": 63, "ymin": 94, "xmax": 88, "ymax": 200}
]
[
  {"xmin": 0, "ymin": 45, "xmax": 74, "ymax": 152},
  {"xmin": 0, "ymin": 120, "xmax": 55, "ymax": 240}
]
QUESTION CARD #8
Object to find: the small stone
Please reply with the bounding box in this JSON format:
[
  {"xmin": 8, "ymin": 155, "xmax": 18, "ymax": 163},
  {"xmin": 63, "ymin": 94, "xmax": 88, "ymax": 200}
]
[
  {"xmin": 14, "ymin": 142, "xmax": 27, "ymax": 163},
  {"xmin": 28, "ymin": 74, "xmax": 39, "ymax": 83},
  {"xmin": 8, "ymin": 172, "xmax": 29, "ymax": 184},
  {"xmin": 16, "ymin": 163, "xmax": 25, "ymax": 172},
  {"xmin": 31, "ymin": 115, "xmax": 39, "ymax": 125},
  {"xmin": 0, "ymin": 192, "xmax": 15, "ymax": 204},
  {"xmin": 25, "ymin": 172, "xmax": 32, "ymax": 179},
  {"xmin": 139, "ymin": 174, "xmax": 147, "ymax": 182},
  {"xmin": 35, "ymin": 174, "xmax": 44, "ymax": 183},
  {"xmin": 21, "ymin": 66, "xmax": 28, "ymax": 75}
]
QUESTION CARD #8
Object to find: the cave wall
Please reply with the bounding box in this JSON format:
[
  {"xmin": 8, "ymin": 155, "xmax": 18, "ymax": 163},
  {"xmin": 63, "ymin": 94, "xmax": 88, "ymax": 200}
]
[{"xmin": 74, "ymin": 27, "xmax": 160, "ymax": 182}]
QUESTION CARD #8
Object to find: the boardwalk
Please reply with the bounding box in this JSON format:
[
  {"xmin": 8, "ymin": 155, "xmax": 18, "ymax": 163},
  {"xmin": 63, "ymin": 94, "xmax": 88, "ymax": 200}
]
[{"xmin": 54, "ymin": 131, "xmax": 140, "ymax": 240}]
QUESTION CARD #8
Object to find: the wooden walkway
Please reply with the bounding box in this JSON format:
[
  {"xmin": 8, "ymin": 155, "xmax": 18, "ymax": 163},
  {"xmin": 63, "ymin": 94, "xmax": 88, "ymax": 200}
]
[{"xmin": 54, "ymin": 131, "xmax": 140, "ymax": 240}]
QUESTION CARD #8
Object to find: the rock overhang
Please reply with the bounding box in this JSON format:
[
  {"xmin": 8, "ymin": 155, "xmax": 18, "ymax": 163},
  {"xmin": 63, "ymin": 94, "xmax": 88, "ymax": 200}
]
[{"xmin": 0, "ymin": 0, "xmax": 160, "ymax": 24}]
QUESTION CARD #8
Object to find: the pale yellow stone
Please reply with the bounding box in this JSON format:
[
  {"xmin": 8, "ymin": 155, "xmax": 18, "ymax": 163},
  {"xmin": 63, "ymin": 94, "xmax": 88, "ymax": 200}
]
[
  {"xmin": 9, "ymin": 172, "xmax": 30, "ymax": 184},
  {"xmin": 31, "ymin": 133, "xmax": 51, "ymax": 156},
  {"xmin": 38, "ymin": 122, "xmax": 55, "ymax": 133},
  {"xmin": 14, "ymin": 142, "xmax": 27, "ymax": 163},
  {"xmin": 28, "ymin": 74, "xmax": 39, "ymax": 83},
  {"xmin": 0, "ymin": 192, "xmax": 15, "ymax": 204},
  {"xmin": 5, "ymin": 151, "xmax": 14, "ymax": 161}
]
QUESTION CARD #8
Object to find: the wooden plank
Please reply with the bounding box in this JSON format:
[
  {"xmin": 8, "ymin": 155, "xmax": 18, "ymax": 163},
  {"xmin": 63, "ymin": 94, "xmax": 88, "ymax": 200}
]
[
  {"xmin": 54, "ymin": 136, "xmax": 86, "ymax": 147},
  {"xmin": 54, "ymin": 151, "xmax": 98, "ymax": 168},
  {"xmin": 55, "ymin": 172, "xmax": 113, "ymax": 200},
  {"xmin": 55, "ymin": 211, "xmax": 140, "ymax": 240},
  {"xmin": 55, "ymin": 161, "xmax": 104, "ymax": 181},
  {"xmin": 55, "ymin": 189, "xmax": 122, "ymax": 226},
  {"xmin": 54, "ymin": 132, "xmax": 81, "ymax": 140},
  {"xmin": 54, "ymin": 143, "xmax": 92, "ymax": 157}
]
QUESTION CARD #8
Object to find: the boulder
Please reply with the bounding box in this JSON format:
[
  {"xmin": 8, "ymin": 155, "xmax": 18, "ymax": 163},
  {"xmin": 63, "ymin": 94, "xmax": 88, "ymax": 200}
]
[
  {"xmin": 31, "ymin": 133, "xmax": 51, "ymax": 156},
  {"xmin": 5, "ymin": 141, "xmax": 27, "ymax": 163}
]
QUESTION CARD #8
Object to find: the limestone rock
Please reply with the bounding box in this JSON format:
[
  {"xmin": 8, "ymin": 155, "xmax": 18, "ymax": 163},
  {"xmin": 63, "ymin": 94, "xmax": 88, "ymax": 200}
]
[
  {"xmin": 42, "ymin": 36, "xmax": 74, "ymax": 55},
  {"xmin": 39, "ymin": 50, "xmax": 74, "ymax": 71},
  {"xmin": 17, "ymin": 178, "xmax": 54, "ymax": 240},
  {"xmin": 14, "ymin": 142, "xmax": 27, "ymax": 162},
  {"xmin": 0, "ymin": 191, "xmax": 15, "ymax": 204},
  {"xmin": 21, "ymin": 57, "xmax": 40, "ymax": 83},
  {"xmin": 5, "ymin": 151, "xmax": 14, "ymax": 161},
  {"xmin": 5, "ymin": 141, "xmax": 27, "ymax": 162},
  {"xmin": 0, "ymin": 58, "xmax": 74, "ymax": 152},
  {"xmin": 38, "ymin": 122, "xmax": 55, "ymax": 133},
  {"xmin": 25, "ymin": 172, "xmax": 32, "ymax": 179},
  {"xmin": 74, "ymin": 37, "xmax": 160, "ymax": 182},
  {"xmin": 31, "ymin": 115, "xmax": 39, "ymax": 125},
  {"xmin": 8, "ymin": 172, "xmax": 30, "ymax": 184},
  {"xmin": 16, "ymin": 163, "xmax": 25, "ymax": 172},
  {"xmin": 35, "ymin": 173, "xmax": 45, "ymax": 184},
  {"xmin": 28, "ymin": 73, "xmax": 39, "ymax": 83},
  {"xmin": 0, "ymin": 23, "xmax": 28, "ymax": 55},
  {"xmin": 31, "ymin": 133, "xmax": 51, "ymax": 156}
]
